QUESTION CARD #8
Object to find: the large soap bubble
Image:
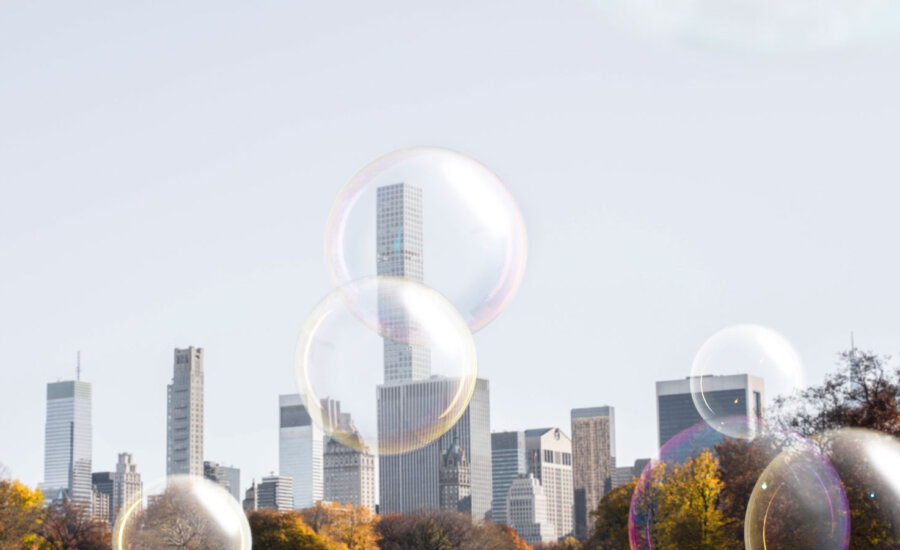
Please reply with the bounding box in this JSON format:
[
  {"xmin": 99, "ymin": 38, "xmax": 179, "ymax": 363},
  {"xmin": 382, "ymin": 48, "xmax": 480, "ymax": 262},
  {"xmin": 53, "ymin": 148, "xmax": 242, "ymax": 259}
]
[
  {"xmin": 690, "ymin": 324, "xmax": 804, "ymax": 440},
  {"xmin": 745, "ymin": 440, "xmax": 849, "ymax": 549},
  {"xmin": 113, "ymin": 475, "xmax": 251, "ymax": 550},
  {"xmin": 629, "ymin": 417, "xmax": 811, "ymax": 549},
  {"xmin": 295, "ymin": 276, "xmax": 478, "ymax": 456},
  {"xmin": 598, "ymin": 0, "xmax": 900, "ymax": 52},
  {"xmin": 325, "ymin": 147, "xmax": 527, "ymax": 333},
  {"xmin": 818, "ymin": 428, "xmax": 900, "ymax": 545}
]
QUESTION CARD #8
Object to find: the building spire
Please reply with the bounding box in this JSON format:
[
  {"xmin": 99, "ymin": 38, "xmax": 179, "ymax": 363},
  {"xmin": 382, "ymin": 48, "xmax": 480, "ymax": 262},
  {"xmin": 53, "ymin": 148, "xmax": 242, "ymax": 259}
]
[{"xmin": 76, "ymin": 351, "xmax": 81, "ymax": 381}]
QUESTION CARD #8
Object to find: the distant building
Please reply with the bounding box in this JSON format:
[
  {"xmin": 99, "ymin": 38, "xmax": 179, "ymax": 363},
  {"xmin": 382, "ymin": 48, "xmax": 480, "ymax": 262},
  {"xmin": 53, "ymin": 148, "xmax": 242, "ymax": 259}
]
[
  {"xmin": 491, "ymin": 431, "xmax": 526, "ymax": 525},
  {"xmin": 378, "ymin": 378, "xmax": 492, "ymax": 520},
  {"xmin": 525, "ymin": 428, "xmax": 574, "ymax": 539},
  {"xmin": 571, "ymin": 406, "xmax": 615, "ymax": 539},
  {"xmin": 506, "ymin": 474, "xmax": 556, "ymax": 545},
  {"xmin": 439, "ymin": 433, "xmax": 472, "ymax": 515},
  {"xmin": 612, "ymin": 458, "xmax": 650, "ymax": 489},
  {"xmin": 42, "ymin": 380, "xmax": 92, "ymax": 505},
  {"xmin": 279, "ymin": 394, "xmax": 323, "ymax": 509},
  {"xmin": 113, "ymin": 453, "xmax": 142, "ymax": 524},
  {"xmin": 656, "ymin": 375, "xmax": 764, "ymax": 462},
  {"xmin": 91, "ymin": 472, "xmax": 114, "ymax": 523},
  {"xmin": 91, "ymin": 486, "xmax": 110, "ymax": 523},
  {"xmin": 257, "ymin": 475, "xmax": 293, "ymax": 511},
  {"xmin": 204, "ymin": 461, "xmax": 240, "ymax": 502},
  {"xmin": 167, "ymin": 347, "xmax": 204, "ymax": 477},
  {"xmin": 242, "ymin": 481, "xmax": 257, "ymax": 512},
  {"xmin": 322, "ymin": 399, "xmax": 375, "ymax": 511}
]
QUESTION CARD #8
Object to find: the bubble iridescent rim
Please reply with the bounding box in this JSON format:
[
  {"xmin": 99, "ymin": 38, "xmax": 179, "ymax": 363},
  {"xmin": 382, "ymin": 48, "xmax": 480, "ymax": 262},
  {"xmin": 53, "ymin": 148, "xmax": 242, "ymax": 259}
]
[
  {"xmin": 324, "ymin": 146, "xmax": 528, "ymax": 333},
  {"xmin": 294, "ymin": 276, "xmax": 479, "ymax": 455},
  {"xmin": 112, "ymin": 475, "xmax": 252, "ymax": 550}
]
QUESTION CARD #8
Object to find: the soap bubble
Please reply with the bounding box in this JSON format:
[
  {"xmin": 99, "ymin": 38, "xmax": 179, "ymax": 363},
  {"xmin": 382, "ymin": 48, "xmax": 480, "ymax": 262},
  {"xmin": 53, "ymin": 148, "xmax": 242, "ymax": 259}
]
[
  {"xmin": 294, "ymin": 276, "xmax": 478, "ymax": 455},
  {"xmin": 818, "ymin": 428, "xmax": 900, "ymax": 544},
  {"xmin": 598, "ymin": 0, "xmax": 900, "ymax": 53},
  {"xmin": 690, "ymin": 324, "xmax": 803, "ymax": 439},
  {"xmin": 113, "ymin": 475, "xmax": 251, "ymax": 550},
  {"xmin": 325, "ymin": 147, "xmax": 527, "ymax": 332},
  {"xmin": 745, "ymin": 440, "xmax": 849, "ymax": 549},
  {"xmin": 629, "ymin": 417, "xmax": 809, "ymax": 549}
]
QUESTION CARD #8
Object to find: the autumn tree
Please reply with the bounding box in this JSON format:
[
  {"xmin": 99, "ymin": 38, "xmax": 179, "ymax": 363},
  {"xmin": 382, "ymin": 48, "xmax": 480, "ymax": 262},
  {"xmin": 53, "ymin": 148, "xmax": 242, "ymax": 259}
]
[
  {"xmin": 583, "ymin": 480, "xmax": 633, "ymax": 549},
  {"xmin": 248, "ymin": 508, "xmax": 339, "ymax": 550},
  {"xmin": 300, "ymin": 502, "xmax": 380, "ymax": 549},
  {"xmin": 0, "ymin": 479, "xmax": 45, "ymax": 549},
  {"xmin": 41, "ymin": 497, "xmax": 111, "ymax": 550}
]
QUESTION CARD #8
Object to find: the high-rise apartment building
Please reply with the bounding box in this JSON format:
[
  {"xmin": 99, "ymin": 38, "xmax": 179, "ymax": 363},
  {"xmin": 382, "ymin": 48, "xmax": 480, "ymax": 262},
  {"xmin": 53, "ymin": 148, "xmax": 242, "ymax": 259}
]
[
  {"xmin": 91, "ymin": 486, "xmax": 110, "ymax": 523},
  {"xmin": 491, "ymin": 431, "xmax": 527, "ymax": 525},
  {"xmin": 257, "ymin": 475, "xmax": 294, "ymax": 511},
  {"xmin": 439, "ymin": 434, "xmax": 472, "ymax": 514},
  {"xmin": 321, "ymin": 400, "xmax": 375, "ymax": 511},
  {"xmin": 204, "ymin": 461, "xmax": 240, "ymax": 502},
  {"xmin": 42, "ymin": 380, "xmax": 92, "ymax": 504},
  {"xmin": 279, "ymin": 394, "xmax": 323, "ymax": 509},
  {"xmin": 506, "ymin": 473, "xmax": 556, "ymax": 545},
  {"xmin": 113, "ymin": 453, "xmax": 142, "ymax": 524},
  {"xmin": 571, "ymin": 406, "xmax": 615, "ymax": 539},
  {"xmin": 378, "ymin": 378, "xmax": 492, "ymax": 520},
  {"xmin": 92, "ymin": 472, "xmax": 114, "ymax": 523},
  {"xmin": 166, "ymin": 347, "xmax": 204, "ymax": 477},
  {"xmin": 656, "ymin": 375, "xmax": 765, "ymax": 461},
  {"xmin": 525, "ymin": 428, "xmax": 574, "ymax": 540}
]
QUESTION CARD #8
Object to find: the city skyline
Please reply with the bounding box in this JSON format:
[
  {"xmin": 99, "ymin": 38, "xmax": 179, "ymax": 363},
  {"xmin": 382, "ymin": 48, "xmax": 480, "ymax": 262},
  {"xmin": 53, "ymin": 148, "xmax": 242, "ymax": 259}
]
[{"xmin": 3, "ymin": 0, "xmax": 900, "ymax": 504}]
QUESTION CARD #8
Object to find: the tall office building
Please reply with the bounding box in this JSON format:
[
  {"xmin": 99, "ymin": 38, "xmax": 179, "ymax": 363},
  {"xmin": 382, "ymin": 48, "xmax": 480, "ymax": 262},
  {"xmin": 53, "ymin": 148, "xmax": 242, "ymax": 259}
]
[
  {"xmin": 166, "ymin": 347, "xmax": 204, "ymax": 477},
  {"xmin": 375, "ymin": 182, "xmax": 492, "ymax": 520},
  {"xmin": 506, "ymin": 473, "xmax": 556, "ymax": 545},
  {"xmin": 42, "ymin": 379, "xmax": 92, "ymax": 504},
  {"xmin": 114, "ymin": 453, "xmax": 142, "ymax": 524},
  {"xmin": 322, "ymin": 399, "xmax": 375, "ymax": 511},
  {"xmin": 279, "ymin": 394, "xmax": 323, "ymax": 509},
  {"xmin": 257, "ymin": 475, "xmax": 294, "ymax": 511},
  {"xmin": 571, "ymin": 406, "xmax": 615, "ymax": 539},
  {"xmin": 439, "ymin": 433, "xmax": 472, "ymax": 514},
  {"xmin": 378, "ymin": 378, "xmax": 492, "ymax": 520},
  {"xmin": 204, "ymin": 461, "xmax": 240, "ymax": 502},
  {"xmin": 656, "ymin": 375, "xmax": 765, "ymax": 462},
  {"xmin": 92, "ymin": 472, "xmax": 114, "ymax": 523},
  {"xmin": 525, "ymin": 428, "xmax": 574, "ymax": 540},
  {"xmin": 91, "ymin": 487, "xmax": 110, "ymax": 523},
  {"xmin": 491, "ymin": 431, "xmax": 527, "ymax": 525},
  {"xmin": 611, "ymin": 458, "xmax": 650, "ymax": 489}
]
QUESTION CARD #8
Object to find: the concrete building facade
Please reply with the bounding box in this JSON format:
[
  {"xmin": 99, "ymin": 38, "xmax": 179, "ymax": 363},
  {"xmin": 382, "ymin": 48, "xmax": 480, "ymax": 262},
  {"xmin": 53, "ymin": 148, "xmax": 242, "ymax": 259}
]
[
  {"xmin": 525, "ymin": 427, "xmax": 574, "ymax": 540},
  {"xmin": 571, "ymin": 406, "xmax": 615, "ymax": 539},
  {"xmin": 506, "ymin": 473, "xmax": 556, "ymax": 545}
]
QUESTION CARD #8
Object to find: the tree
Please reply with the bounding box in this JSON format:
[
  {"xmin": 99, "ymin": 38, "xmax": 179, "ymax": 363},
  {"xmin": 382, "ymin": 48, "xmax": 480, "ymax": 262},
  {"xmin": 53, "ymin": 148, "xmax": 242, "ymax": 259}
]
[
  {"xmin": 0, "ymin": 479, "xmax": 45, "ymax": 549},
  {"xmin": 535, "ymin": 537, "xmax": 581, "ymax": 549},
  {"xmin": 300, "ymin": 502, "xmax": 379, "ymax": 549},
  {"xmin": 583, "ymin": 481, "xmax": 633, "ymax": 549},
  {"xmin": 248, "ymin": 509, "xmax": 339, "ymax": 550},
  {"xmin": 41, "ymin": 498, "xmax": 110, "ymax": 550}
]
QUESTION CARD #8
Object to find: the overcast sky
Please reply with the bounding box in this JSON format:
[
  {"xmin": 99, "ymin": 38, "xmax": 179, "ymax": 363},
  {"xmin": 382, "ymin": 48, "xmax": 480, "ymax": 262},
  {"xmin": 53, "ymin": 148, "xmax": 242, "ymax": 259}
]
[{"xmin": 2, "ymin": 1, "xmax": 900, "ymax": 499}]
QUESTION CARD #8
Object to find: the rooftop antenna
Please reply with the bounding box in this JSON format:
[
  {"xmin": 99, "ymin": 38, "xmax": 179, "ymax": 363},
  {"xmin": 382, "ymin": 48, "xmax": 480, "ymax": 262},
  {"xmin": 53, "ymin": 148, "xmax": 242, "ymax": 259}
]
[
  {"xmin": 76, "ymin": 351, "xmax": 81, "ymax": 381},
  {"xmin": 851, "ymin": 332, "xmax": 855, "ymax": 350}
]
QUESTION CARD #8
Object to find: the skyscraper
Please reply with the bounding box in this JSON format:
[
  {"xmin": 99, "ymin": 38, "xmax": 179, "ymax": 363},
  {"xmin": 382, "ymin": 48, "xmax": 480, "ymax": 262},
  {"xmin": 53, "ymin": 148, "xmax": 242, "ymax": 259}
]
[
  {"xmin": 506, "ymin": 473, "xmax": 557, "ymax": 545},
  {"xmin": 525, "ymin": 428, "xmax": 574, "ymax": 540},
  {"xmin": 114, "ymin": 453, "xmax": 142, "ymax": 525},
  {"xmin": 257, "ymin": 475, "xmax": 294, "ymax": 511},
  {"xmin": 204, "ymin": 461, "xmax": 240, "ymax": 502},
  {"xmin": 166, "ymin": 347, "xmax": 204, "ymax": 477},
  {"xmin": 91, "ymin": 472, "xmax": 115, "ymax": 523},
  {"xmin": 375, "ymin": 182, "xmax": 493, "ymax": 520},
  {"xmin": 571, "ymin": 406, "xmax": 615, "ymax": 539},
  {"xmin": 42, "ymin": 379, "xmax": 92, "ymax": 504},
  {"xmin": 491, "ymin": 431, "xmax": 527, "ymax": 525},
  {"xmin": 279, "ymin": 394, "xmax": 323, "ymax": 509},
  {"xmin": 656, "ymin": 374, "xmax": 765, "ymax": 461},
  {"xmin": 321, "ymin": 399, "xmax": 375, "ymax": 511},
  {"xmin": 439, "ymin": 432, "xmax": 472, "ymax": 515}
]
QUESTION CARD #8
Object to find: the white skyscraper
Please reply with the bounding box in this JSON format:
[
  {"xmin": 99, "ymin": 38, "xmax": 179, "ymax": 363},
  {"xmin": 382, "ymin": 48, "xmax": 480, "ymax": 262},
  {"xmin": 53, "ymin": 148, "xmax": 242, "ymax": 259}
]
[
  {"xmin": 279, "ymin": 394, "xmax": 323, "ymax": 509},
  {"xmin": 167, "ymin": 347, "xmax": 204, "ymax": 477},
  {"xmin": 42, "ymin": 379, "xmax": 92, "ymax": 504},
  {"xmin": 375, "ymin": 182, "xmax": 493, "ymax": 520},
  {"xmin": 113, "ymin": 453, "xmax": 142, "ymax": 523},
  {"xmin": 506, "ymin": 473, "xmax": 557, "ymax": 545},
  {"xmin": 525, "ymin": 428, "xmax": 574, "ymax": 540}
]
